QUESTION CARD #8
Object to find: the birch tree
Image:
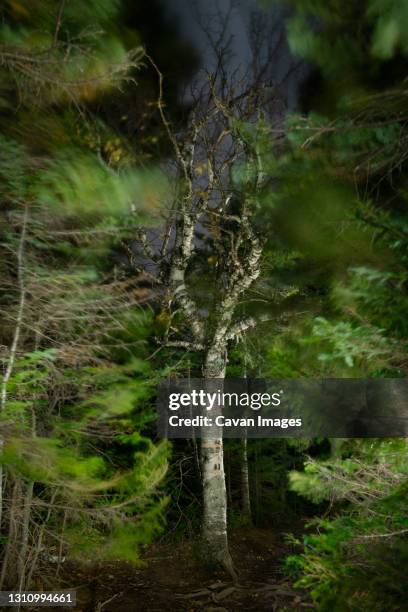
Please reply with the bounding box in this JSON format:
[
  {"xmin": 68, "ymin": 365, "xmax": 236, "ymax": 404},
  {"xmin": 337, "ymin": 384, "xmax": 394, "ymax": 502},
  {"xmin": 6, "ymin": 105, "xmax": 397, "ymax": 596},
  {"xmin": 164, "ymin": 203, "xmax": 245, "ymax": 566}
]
[{"xmin": 141, "ymin": 58, "xmax": 279, "ymax": 575}]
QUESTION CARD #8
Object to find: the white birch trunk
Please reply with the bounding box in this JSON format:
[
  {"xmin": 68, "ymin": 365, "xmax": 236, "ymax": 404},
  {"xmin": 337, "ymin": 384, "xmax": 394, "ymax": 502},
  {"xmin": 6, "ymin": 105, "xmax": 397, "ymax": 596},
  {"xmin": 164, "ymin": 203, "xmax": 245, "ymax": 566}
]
[{"xmin": 201, "ymin": 346, "xmax": 236, "ymax": 579}]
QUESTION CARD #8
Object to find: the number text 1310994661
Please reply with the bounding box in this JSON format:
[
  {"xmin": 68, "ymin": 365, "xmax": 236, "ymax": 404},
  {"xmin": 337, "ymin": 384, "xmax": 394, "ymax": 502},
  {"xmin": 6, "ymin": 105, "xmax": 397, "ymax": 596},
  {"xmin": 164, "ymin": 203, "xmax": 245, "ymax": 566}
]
[{"xmin": 0, "ymin": 592, "xmax": 76, "ymax": 607}]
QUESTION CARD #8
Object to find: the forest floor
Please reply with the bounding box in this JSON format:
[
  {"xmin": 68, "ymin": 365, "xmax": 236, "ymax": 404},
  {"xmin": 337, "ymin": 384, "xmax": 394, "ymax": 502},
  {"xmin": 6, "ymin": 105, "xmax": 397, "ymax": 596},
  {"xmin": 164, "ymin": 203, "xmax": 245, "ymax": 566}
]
[{"xmin": 49, "ymin": 528, "xmax": 312, "ymax": 612}]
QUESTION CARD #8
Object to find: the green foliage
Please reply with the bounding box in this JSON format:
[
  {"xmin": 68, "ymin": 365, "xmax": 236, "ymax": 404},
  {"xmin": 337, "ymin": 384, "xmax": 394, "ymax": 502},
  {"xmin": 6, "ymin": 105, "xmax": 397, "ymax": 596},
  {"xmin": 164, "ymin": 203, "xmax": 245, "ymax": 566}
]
[
  {"xmin": 0, "ymin": 0, "xmax": 143, "ymax": 105},
  {"xmin": 35, "ymin": 150, "xmax": 168, "ymax": 218},
  {"xmin": 368, "ymin": 0, "xmax": 408, "ymax": 58},
  {"xmin": 277, "ymin": 2, "xmax": 408, "ymax": 610},
  {"xmin": 312, "ymin": 316, "xmax": 392, "ymax": 369},
  {"xmin": 1, "ymin": 343, "xmax": 169, "ymax": 564},
  {"xmin": 283, "ymin": 0, "xmax": 408, "ymax": 80},
  {"xmin": 0, "ymin": 0, "xmax": 169, "ymax": 585},
  {"xmin": 287, "ymin": 440, "xmax": 408, "ymax": 611}
]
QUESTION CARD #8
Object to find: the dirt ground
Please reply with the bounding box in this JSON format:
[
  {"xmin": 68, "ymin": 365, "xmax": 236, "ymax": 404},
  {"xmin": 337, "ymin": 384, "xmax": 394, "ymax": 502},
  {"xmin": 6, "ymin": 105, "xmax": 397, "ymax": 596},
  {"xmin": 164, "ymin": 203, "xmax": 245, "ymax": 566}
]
[{"xmin": 36, "ymin": 529, "xmax": 312, "ymax": 612}]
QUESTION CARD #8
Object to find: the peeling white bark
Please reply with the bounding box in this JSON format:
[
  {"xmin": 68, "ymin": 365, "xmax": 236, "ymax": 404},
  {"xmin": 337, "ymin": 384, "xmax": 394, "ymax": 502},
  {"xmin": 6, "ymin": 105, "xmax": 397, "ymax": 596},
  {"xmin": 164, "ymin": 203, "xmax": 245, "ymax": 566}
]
[{"xmin": 201, "ymin": 347, "xmax": 236, "ymax": 578}]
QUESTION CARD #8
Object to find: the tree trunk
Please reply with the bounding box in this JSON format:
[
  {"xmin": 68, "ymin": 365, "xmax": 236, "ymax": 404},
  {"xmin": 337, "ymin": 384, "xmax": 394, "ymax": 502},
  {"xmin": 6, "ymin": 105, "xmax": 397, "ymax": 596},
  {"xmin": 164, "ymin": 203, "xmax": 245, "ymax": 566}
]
[
  {"xmin": 201, "ymin": 346, "xmax": 237, "ymax": 580},
  {"xmin": 18, "ymin": 480, "xmax": 34, "ymax": 590},
  {"xmin": 240, "ymin": 435, "xmax": 252, "ymax": 525}
]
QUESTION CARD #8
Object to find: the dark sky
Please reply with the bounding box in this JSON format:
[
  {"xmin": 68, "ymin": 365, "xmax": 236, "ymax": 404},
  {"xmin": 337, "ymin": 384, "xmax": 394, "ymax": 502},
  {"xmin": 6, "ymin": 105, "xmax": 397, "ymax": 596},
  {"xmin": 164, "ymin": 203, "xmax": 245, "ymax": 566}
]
[{"xmin": 165, "ymin": 0, "xmax": 306, "ymax": 110}]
